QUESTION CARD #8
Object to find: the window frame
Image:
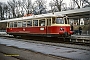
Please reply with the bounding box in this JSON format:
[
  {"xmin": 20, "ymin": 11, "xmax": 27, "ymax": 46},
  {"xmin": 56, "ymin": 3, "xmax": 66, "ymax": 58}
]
[
  {"xmin": 33, "ymin": 20, "xmax": 39, "ymax": 26},
  {"xmin": 22, "ymin": 21, "xmax": 27, "ymax": 27},
  {"xmin": 17, "ymin": 21, "xmax": 22, "ymax": 27},
  {"xmin": 47, "ymin": 18, "xmax": 51, "ymax": 26},
  {"xmin": 27, "ymin": 20, "xmax": 32, "ymax": 27},
  {"xmin": 56, "ymin": 17, "xmax": 64, "ymax": 24},
  {"xmin": 9, "ymin": 22, "xmax": 13, "ymax": 28},
  {"xmin": 39, "ymin": 19, "xmax": 46, "ymax": 26},
  {"xmin": 13, "ymin": 22, "xmax": 17, "ymax": 28}
]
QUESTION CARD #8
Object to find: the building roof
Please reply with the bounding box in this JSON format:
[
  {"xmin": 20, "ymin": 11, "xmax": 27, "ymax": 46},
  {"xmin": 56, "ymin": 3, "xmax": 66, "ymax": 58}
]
[{"xmin": 55, "ymin": 7, "xmax": 90, "ymax": 18}]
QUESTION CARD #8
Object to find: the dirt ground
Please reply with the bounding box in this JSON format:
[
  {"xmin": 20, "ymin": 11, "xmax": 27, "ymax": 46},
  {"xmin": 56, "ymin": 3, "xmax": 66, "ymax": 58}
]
[{"xmin": 0, "ymin": 44, "xmax": 71, "ymax": 60}]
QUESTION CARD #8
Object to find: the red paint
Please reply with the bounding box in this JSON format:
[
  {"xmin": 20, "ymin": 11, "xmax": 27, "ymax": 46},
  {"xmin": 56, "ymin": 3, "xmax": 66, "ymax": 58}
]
[{"xmin": 7, "ymin": 26, "xmax": 73, "ymax": 35}]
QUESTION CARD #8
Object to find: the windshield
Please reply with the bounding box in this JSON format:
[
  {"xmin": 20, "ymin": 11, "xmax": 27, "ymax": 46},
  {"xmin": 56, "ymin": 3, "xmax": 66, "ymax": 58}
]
[{"xmin": 56, "ymin": 18, "xmax": 64, "ymax": 24}]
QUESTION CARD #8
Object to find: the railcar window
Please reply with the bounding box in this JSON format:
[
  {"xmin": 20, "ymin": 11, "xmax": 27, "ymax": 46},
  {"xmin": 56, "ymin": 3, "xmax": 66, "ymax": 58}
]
[
  {"xmin": 56, "ymin": 18, "xmax": 64, "ymax": 24},
  {"xmin": 17, "ymin": 22, "xmax": 22, "ymax": 27},
  {"xmin": 33, "ymin": 20, "xmax": 38, "ymax": 26},
  {"xmin": 27, "ymin": 20, "xmax": 32, "ymax": 26},
  {"xmin": 39, "ymin": 19, "xmax": 45, "ymax": 26},
  {"xmin": 14, "ymin": 22, "xmax": 17, "ymax": 27},
  {"xmin": 22, "ymin": 21, "xmax": 26, "ymax": 27},
  {"xmin": 10, "ymin": 22, "xmax": 13, "ymax": 28},
  {"xmin": 47, "ymin": 19, "xmax": 51, "ymax": 26},
  {"xmin": 52, "ymin": 17, "xmax": 56, "ymax": 24}
]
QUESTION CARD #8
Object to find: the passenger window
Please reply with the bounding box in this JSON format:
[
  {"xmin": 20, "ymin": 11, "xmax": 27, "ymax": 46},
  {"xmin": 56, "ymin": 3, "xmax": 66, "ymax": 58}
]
[
  {"xmin": 39, "ymin": 19, "xmax": 45, "ymax": 26},
  {"xmin": 27, "ymin": 20, "xmax": 32, "ymax": 26},
  {"xmin": 10, "ymin": 22, "xmax": 13, "ymax": 28},
  {"xmin": 47, "ymin": 19, "xmax": 51, "ymax": 26},
  {"xmin": 52, "ymin": 17, "xmax": 56, "ymax": 24},
  {"xmin": 22, "ymin": 21, "xmax": 26, "ymax": 27},
  {"xmin": 14, "ymin": 22, "xmax": 17, "ymax": 27},
  {"xmin": 33, "ymin": 20, "xmax": 38, "ymax": 26},
  {"xmin": 56, "ymin": 18, "xmax": 64, "ymax": 24},
  {"xmin": 17, "ymin": 22, "xmax": 22, "ymax": 27}
]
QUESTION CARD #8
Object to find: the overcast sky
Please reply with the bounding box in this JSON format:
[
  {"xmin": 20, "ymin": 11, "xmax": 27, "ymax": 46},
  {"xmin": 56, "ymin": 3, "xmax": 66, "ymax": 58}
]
[{"xmin": 0, "ymin": 0, "xmax": 8, "ymax": 2}]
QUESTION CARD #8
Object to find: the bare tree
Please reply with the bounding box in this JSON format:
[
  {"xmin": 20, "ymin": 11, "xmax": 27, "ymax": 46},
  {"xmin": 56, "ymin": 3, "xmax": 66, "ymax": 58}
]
[
  {"xmin": 71, "ymin": 0, "xmax": 90, "ymax": 9},
  {"xmin": 82, "ymin": 0, "xmax": 90, "ymax": 5},
  {"xmin": 49, "ymin": 0, "xmax": 67, "ymax": 12},
  {"xmin": 0, "ymin": 2, "xmax": 6, "ymax": 20},
  {"xmin": 54, "ymin": 0, "xmax": 63, "ymax": 11},
  {"xmin": 72, "ymin": 0, "xmax": 81, "ymax": 8},
  {"xmin": 3, "ymin": 4, "xmax": 8, "ymax": 19},
  {"xmin": 27, "ymin": 0, "xmax": 33, "ymax": 14},
  {"xmin": 21, "ymin": 0, "xmax": 33, "ymax": 15},
  {"xmin": 7, "ymin": 0, "xmax": 17, "ymax": 18},
  {"xmin": 68, "ymin": 0, "xmax": 76, "ymax": 10},
  {"xmin": 49, "ymin": 1, "xmax": 54, "ymax": 12},
  {"xmin": 49, "ymin": 1, "xmax": 58, "ymax": 12},
  {"xmin": 81, "ymin": 0, "xmax": 90, "ymax": 7},
  {"xmin": 33, "ymin": 0, "xmax": 47, "ymax": 14},
  {"xmin": 0, "ymin": 2, "xmax": 2, "ymax": 20},
  {"xmin": 15, "ymin": 0, "xmax": 24, "ymax": 17}
]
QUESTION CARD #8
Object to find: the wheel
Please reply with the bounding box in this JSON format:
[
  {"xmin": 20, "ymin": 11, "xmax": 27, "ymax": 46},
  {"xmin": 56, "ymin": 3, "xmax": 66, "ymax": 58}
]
[{"xmin": 13, "ymin": 35, "xmax": 17, "ymax": 38}]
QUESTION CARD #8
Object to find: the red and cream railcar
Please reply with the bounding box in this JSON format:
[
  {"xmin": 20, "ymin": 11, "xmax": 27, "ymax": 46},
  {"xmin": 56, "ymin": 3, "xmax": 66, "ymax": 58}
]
[{"xmin": 0, "ymin": 14, "xmax": 73, "ymax": 37}]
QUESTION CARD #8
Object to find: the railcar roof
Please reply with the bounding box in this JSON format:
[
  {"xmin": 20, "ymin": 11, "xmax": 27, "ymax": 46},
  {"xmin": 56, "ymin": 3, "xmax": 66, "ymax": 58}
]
[{"xmin": 0, "ymin": 13, "xmax": 63, "ymax": 22}]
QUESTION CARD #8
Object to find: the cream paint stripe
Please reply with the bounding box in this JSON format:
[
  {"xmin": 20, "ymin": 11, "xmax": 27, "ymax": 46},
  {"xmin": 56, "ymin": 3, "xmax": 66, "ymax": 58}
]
[{"xmin": 51, "ymin": 24, "xmax": 70, "ymax": 26}]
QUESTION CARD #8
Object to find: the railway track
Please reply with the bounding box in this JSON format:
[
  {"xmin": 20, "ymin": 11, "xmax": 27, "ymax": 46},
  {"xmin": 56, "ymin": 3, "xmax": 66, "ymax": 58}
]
[
  {"xmin": 0, "ymin": 36, "xmax": 90, "ymax": 50},
  {"xmin": 14, "ymin": 35, "xmax": 90, "ymax": 47},
  {"xmin": 0, "ymin": 32, "xmax": 90, "ymax": 45}
]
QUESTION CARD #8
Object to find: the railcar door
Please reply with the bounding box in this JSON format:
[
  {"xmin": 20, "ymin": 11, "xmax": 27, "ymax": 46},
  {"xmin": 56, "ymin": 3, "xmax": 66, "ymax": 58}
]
[
  {"xmin": 39, "ymin": 19, "xmax": 46, "ymax": 35},
  {"xmin": 46, "ymin": 18, "xmax": 51, "ymax": 34}
]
